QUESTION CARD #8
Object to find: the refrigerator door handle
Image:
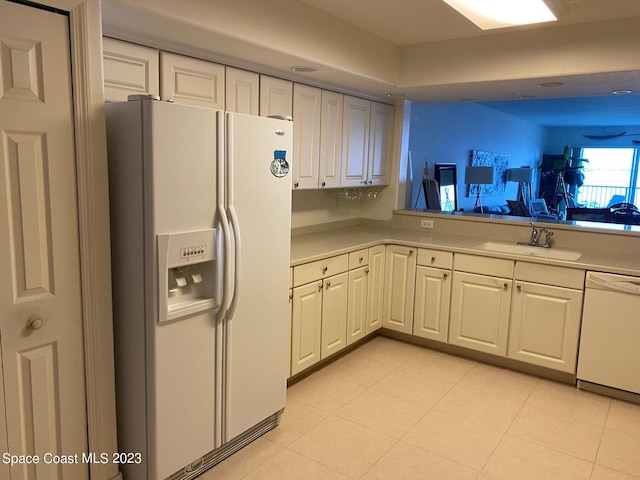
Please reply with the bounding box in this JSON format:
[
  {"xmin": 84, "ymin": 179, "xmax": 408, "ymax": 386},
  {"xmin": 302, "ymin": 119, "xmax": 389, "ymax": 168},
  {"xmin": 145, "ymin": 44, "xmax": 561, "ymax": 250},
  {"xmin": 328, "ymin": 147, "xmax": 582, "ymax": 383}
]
[
  {"xmin": 227, "ymin": 205, "xmax": 241, "ymax": 320},
  {"xmin": 217, "ymin": 111, "xmax": 234, "ymax": 321}
]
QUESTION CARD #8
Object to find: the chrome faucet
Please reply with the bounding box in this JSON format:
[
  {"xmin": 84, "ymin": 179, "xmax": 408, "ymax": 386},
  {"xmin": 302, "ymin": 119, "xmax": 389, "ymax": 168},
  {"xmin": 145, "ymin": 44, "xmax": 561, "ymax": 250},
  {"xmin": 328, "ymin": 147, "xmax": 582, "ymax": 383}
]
[
  {"xmin": 519, "ymin": 222, "xmax": 539, "ymax": 246},
  {"xmin": 518, "ymin": 222, "xmax": 554, "ymax": 248},
  {"xmin": 538, "ymin": 229, "xmax": 554, "ymax": 248}
]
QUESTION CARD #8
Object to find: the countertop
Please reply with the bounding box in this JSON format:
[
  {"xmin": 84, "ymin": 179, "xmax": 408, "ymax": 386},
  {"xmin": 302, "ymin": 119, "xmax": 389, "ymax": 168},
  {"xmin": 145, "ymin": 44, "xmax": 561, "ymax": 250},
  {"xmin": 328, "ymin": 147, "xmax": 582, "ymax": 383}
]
[{"xmin": 290, "ymin": 225, "xmax": 640, "ymax": 277}]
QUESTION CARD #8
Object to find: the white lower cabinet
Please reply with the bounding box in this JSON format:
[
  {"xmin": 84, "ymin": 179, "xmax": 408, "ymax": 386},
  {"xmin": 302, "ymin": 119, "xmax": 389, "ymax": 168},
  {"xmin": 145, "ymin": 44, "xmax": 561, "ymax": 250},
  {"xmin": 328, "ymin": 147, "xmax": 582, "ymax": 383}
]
[
  {"xmin": 321, "ymin": 272, "xmax": 349, "ymax": 359},
  {"xmin": 291, "ymin": 281, "xmax": 323, "ymax": 376},
  {"xmin": 413, "ymin": 266, "xmax": 451, "ymax": 342},
  {"xmin": 449, "ymin": 271, "xmax": 512, "ymax": 356},
  {"xmin": 366, "ymin": 245, "xmax": 385, "ymax": 334},
  {"xmin": 347, "ymin": 266, "xmax": 368, "ymax": 345},
  {"xmin": 508, "ymin": 263, "xmax": 584, "ymax": 373},
  {"xmin": 382, "ymin": 245, "xmax": 417, "ymax": 334}
]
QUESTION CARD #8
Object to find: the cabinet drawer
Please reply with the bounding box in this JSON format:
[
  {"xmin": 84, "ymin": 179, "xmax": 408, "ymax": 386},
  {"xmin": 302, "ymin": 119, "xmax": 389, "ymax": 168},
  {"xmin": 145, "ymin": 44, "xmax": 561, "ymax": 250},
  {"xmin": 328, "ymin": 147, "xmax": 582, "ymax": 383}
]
[
  {"xmin": 349, "ymin": 249, "xmax": 369, "ymax": 269},
  {"xmin": 454, "ymin": 253, "xmax": 514, "ymax": 278},
  {"xmin": 417, "ymin": 249, "xmax": 453, "ymax": 269},
  {"xmin": 294, "ymin": 254, "xmax": 349, "ymax": 286},
  {"xmin": 514, "ymin": 262, "xmax": 585, "ymax": 290}
]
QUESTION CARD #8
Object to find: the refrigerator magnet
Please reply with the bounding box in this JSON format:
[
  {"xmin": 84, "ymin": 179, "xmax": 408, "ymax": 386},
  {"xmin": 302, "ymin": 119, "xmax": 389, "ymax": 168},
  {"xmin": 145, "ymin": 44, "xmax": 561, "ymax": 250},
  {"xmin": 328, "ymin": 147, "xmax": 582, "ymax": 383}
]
[{"xmin": 270, "ymin": 150, "xmax": 289, "ymax": 178}]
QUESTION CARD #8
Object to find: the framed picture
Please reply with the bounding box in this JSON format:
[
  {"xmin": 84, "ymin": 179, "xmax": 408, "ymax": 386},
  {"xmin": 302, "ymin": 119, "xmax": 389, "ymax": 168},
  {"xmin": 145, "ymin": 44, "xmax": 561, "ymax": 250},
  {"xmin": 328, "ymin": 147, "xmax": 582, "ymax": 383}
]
[{"xmin": 529, "ymin": 198, "xmax": 550, "ymax": 216}]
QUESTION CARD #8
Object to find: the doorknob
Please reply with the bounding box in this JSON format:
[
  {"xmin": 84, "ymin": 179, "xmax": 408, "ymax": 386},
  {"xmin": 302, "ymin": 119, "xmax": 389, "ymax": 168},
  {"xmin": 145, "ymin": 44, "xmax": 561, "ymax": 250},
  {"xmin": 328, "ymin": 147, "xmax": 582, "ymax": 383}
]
[{"xmin": 28, "ymin": 315, "xmax": 44, "ymax": 330}]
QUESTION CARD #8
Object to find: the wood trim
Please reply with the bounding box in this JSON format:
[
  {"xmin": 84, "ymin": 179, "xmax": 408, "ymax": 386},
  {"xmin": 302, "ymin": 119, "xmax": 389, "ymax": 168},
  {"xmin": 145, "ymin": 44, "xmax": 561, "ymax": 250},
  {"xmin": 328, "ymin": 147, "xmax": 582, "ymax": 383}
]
[{"xmin": 29, "ymin": 1, "xmax": 122, "ymax": 479}]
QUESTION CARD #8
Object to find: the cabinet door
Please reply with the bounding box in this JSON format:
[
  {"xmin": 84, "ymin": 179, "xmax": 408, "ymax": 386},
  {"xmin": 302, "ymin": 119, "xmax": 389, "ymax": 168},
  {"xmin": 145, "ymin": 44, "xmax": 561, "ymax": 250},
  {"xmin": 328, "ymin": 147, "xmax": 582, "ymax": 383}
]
[
  {"xmin": 259, "ymin": 75, "xmax": 293, "ymax": 118},
  {"xmin": 319, "ymin": 91, "xmax": 343, "ymax": 189},
  {"xmin": 160, "ymin": 52, "xmax": 225, "ymax": 108},
  {"xmin": 449, "ymin": 272, "xmax": 511, "ymax": 356},
  {"xmin": 102, "ymin": 37, "xmax": 159, "ymax": 102},
  {"xmin": 413, "ymin": 266, "xmax": 451, "ymax": 342},
  {"xmin": 347, "ymin": 267, "xmax": 368, "ymax": 346},
  {"xmin": 368, "ymin": 102, "xmax": 394, "ymax": 186},
  {"xmin": 321, "ymin": 273, "xmax": 349, "ymax": 359},
  {"xmin": 288, "ymin": 288, "xmax": 293, "ymax": 379},
  {"xmin": 291, "ymin": 281, "xmax": 323, "ymax": 376},
  {"xmin": 292, "ymin": 84, "xmax": 321, "ymax": 190},
  {"xmin": 341, "ymin": 96, "xmax": 370, "ymax": 187},
  {"xmin": 508, "ymin": 282, "xmax": 583, "ymax": 373},
  {"xmin": 382, "ymin": 245, "xmax": 417, "ymax": 334},
  {"xmin": 225, "ymin": 67, "xmax": 259, "ymax": 115},
  {"xmin": 366, "ymin": 245, "xmax": 385, "ymax": 334}
]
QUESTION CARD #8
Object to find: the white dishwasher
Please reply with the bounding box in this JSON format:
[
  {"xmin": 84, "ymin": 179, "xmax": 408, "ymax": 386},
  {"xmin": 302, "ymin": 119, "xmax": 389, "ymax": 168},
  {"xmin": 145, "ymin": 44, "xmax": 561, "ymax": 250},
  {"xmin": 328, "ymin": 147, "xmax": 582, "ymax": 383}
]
[{"xmin": 577, "ymin": 271, "xmax": 640, "ymax": 397}]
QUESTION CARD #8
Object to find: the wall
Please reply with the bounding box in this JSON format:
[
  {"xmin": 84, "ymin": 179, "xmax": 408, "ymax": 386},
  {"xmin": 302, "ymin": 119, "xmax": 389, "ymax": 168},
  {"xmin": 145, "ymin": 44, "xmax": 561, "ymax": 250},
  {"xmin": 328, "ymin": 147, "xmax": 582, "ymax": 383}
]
[
  {"xmin": 545, "ymin": 125, "xmax": 640, "ymax": 153},
  {"xmin": 409, "ymin": 103, "xmax": 547, "ymax": 211}
]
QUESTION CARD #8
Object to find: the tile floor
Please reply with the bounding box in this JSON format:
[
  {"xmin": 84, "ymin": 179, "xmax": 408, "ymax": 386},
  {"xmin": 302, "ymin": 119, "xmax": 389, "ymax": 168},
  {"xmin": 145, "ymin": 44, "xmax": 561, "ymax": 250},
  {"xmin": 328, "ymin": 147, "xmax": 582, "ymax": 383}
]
[{"xmin": 198, "ymin": 336, "xmax": 640, "ymax": 480}]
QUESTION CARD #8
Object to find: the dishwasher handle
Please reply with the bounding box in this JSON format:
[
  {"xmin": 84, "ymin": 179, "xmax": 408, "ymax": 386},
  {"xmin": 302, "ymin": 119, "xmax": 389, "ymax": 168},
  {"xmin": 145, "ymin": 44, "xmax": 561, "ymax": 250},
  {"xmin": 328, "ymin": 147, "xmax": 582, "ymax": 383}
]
[{"xmin": 587, "ymin": 273, "xmax": 640, "ymax": 295}]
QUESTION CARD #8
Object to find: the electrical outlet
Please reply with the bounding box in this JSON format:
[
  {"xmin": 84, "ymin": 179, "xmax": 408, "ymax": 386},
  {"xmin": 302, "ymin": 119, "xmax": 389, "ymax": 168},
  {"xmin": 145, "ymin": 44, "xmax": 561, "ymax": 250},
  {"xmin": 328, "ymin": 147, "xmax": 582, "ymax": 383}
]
[{"xmin": 421, "ymin": 219, "xmax": 434, "ymax": 229}]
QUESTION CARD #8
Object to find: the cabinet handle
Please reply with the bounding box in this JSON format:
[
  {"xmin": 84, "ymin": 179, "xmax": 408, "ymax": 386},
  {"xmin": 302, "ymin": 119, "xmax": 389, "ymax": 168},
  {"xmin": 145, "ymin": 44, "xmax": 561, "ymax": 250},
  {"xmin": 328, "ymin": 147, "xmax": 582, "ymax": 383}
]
[
  {"xmin": 359, "ymin": 256, "xmax": 364, "ymax": 263},
  {"xmin": 503, "ymin": 282, "xmax": 509, "ymax": 289},
  {"xmin": 443, "ymin": 273, "xmax": 448, "ymax": 279},
  {"xmin": 361, "ymin": 180, "xmax": 368, "ymax": 184},
  {"xmin": 431, "ymin": 256, "xmax": 436, "ymax": 263},
  {"xmin": 318, "ymin": 283, "xmax": 323, "ymax": 292},
  {"xmin": 322, "ymin": 266, "xmax": 328, "ymax": 274},
  {"xmin": 321, "ymin": 181, "xmax": 326, "ymax": 187},
  {"xmin": 289, "ymin": 292, "xmax": 293, "ymax": 300},
  {"xmin": 325, "ymin": 281, "xmax": 331, "ymax": 289},
  {"xmin": 294, "ymin": 182, "xmax": 299, "ymax": 188},
  {"xmin": 409, "ymin": 249, "xmax": 414, "ymax": 256},
  {"xmin": 368, "ymin": 180, "xmax": 373, "ymax": 184},
  {"xmin": 517, "ymin": 284, "xmax": 522, "ymax": 292},
  {"xmin": 365, "ymin": 268, "xmax": 370, "ymax": 275}
]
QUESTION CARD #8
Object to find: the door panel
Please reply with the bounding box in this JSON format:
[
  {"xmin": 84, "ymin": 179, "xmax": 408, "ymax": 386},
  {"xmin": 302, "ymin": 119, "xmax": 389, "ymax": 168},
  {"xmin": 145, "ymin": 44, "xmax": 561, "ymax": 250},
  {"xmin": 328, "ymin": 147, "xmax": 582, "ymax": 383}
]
[{"xmin": 0, "ymin": 3, "xmax": 88, "ymax": 479}]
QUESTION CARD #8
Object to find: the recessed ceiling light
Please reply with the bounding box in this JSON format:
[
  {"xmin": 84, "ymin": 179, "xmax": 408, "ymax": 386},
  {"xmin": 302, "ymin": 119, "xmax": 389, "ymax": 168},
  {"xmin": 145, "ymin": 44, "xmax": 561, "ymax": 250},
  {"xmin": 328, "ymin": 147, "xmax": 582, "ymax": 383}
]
[
  {"xmin": 290, "ymin": 66, "xmax": 318, "ymax": 73},
  {"xmin": 612, "ymin": 89, "xmax": 632, "ymax": 95},
  {"xmin": 442, "ymin": 0, "xmax": 557, "ymax": 30},
  {"xmin": 537, "ymin": 82, "xmax": 565, "ymax": 88}
]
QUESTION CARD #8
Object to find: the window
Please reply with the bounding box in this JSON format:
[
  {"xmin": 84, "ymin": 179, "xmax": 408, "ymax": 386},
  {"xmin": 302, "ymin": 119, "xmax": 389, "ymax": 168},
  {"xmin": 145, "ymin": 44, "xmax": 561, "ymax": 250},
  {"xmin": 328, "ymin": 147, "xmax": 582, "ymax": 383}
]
[{"xmin": 575, "ymin": 147, "xmax": 640, "ymax": 208}]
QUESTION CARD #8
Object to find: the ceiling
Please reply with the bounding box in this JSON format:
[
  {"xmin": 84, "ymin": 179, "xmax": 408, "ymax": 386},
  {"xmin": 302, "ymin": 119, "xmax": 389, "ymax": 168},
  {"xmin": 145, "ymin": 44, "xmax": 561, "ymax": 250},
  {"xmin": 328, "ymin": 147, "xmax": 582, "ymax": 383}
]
[{"xmin": 294, "ymin": 0, "xmax": 640, "ymax": 126}]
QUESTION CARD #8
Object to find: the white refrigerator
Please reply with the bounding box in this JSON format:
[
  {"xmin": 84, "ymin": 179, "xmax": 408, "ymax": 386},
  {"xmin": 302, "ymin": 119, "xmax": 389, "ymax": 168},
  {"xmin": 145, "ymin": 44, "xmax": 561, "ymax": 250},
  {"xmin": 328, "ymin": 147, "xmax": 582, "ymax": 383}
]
[{"xmin": 106, "ymin": 97, "xmax": 292, "ymax": 480}]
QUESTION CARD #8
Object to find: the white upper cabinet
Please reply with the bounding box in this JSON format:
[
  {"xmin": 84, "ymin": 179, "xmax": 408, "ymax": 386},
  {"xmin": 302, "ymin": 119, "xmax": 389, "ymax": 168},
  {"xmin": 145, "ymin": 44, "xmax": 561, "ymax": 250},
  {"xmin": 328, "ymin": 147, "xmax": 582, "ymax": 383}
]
[
  {"xmin": 319, "ymin": 91, "xmax": 344, "ymax": 189},
  {"xmin": 225, "ymin": 67, "xmax": 259, "ymax": 115},
  {"xmin": 103, "ymin": 37, "xmax": 159, "ymax": 102},
  {"xmin": 341, "ymin": 96, "xmax": 394, "ymax": 187},
  {"xmin": 259, "ymin": 75, "xmax": 293, "ymax": 118},
  {"xmin": 160, "ymin": 52, "xmax": 225, "ymax": 108},
  {"xmin": 368, "ymin": 102, "xmax": 394, "ymax": 185},
  {"xmin": 292, "ymin": 84, "xmax": 322, "ymax": 190},
  {"xmin": 341, "ymin": 95, "xmax": 371, "ymax": 187}
]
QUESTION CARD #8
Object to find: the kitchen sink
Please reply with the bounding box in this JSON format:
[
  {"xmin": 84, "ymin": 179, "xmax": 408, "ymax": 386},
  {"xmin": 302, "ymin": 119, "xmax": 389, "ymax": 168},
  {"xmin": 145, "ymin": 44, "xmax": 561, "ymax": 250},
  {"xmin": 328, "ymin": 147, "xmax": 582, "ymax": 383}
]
[{"xmin": 474, "ymin": 241, "xmax": 582, "ymax": 261}]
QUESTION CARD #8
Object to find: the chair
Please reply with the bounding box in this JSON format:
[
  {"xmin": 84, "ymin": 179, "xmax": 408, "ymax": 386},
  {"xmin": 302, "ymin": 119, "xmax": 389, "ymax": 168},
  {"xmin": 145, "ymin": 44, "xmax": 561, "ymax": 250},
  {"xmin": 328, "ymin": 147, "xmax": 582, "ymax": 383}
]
[
  {"xmin": 606, "ymin": 195, "xmax": 626, "ymax": 208},
  {"xmin": 610, "ymin": 203, "xmax": 640, "ymax": 225}
]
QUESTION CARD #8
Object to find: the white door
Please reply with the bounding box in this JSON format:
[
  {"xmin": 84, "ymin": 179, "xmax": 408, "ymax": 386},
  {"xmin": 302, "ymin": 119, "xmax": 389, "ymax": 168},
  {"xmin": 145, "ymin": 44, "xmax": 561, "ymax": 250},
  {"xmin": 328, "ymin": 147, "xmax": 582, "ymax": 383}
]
[
  {"xmin": 508, "ymin": 282, "xmax": 582, "ymax": 373},
  {"xmin": 366, "ymin": 245, "xmax": 385, "ymax": 334},
  {"xmin": 449, "ymin": 272, "xmax": 511, "ymax": 356},
  {"xmin": 225, "ymin": 67, "xmax": 259, "ymax": 115},
  {"xmin": 382, "ymin": 246, "xmax": 416, "ymax": 334},
  {"xmin": 291, "ymin": 282, "xmax": 323, "ymax": 376},
  {"xmin": 413, "ymin": 266, "xmax": 451, "ymax": 342},
  {"xmin": 319, "ymin": 90, "xmax": 343, "ymax": 189},
  {"xmin": 321, "ymin": 273, "xmax": 349, "ymax": 359},
  {"xmin": 259, "ymin": 75, "xmax": 293, "ymax": 118},
  {"xmin": 341, "ymin": 96, "xmax": 370, "ymax": 187},
  {"xmin": 160, "ymin": 52, "xmax": 225, "ymax": 108},
  {"xmin": 368, "ymin": 102, "xmax": 394, "ymax": 186},
  {"xmin": 0, "ymin": 2, "xmax": 88, "ymax": 479},
  {"xmin": 102, "ymin": 37, "xmax": 159, "ymax": 102},
  {"xmin": 292, "ymin": 84, "xmax": 321, "ymax": 189},
  {"xmin": 347, "ymin": 266, "xmax": 368, "ymax": 345}
]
